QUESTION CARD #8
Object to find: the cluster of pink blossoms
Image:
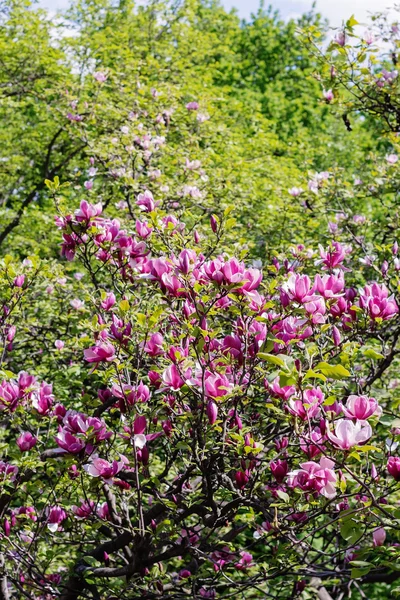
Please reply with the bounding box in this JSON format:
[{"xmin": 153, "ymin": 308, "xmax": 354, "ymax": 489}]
[{"xmin": 54, "ymin": 200, "xmax": 400, "ymax": 505}]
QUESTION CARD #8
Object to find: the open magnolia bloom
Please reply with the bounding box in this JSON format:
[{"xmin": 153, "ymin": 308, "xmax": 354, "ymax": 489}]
[{"xmin": 327, "ymin": 419, "xmax": 372, "ymax": 450}]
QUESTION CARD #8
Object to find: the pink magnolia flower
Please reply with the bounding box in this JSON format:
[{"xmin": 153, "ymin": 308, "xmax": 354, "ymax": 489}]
[
  {"xmin": 207, "ymin": 400, "xmax": 218, "ymax": 425},
  {"xmin": 144, "ymin": 333, "xmax": 164, "ymax": 356},
  {"xmin": 387, "ymin": 456, "xmax": 400, "ymax": 480},
  {"xmin": 54, "ymin": 340, "xmax": 65, "ymax": 350},
  {"xmin": 359, "ymin": 282, "xmax": 398, "ymax": 321},
  {"xmin": 280, "ymin": 274, "xmax": 315, "ymax": 305},
  {"xmin": 386, "ymin": 154, "xmax": 398, "ymax": 164},
  {"xmin": 288, "ymin": 187, "xmax": 303, "ymax": 197},
  {"xmin": 318, "ymin": 241, "xmax": 350, "ymax": 270},
  {"xmin": 75, "ymin": 200, "xmax": 102, "ymax": 222},
  {"xmin": 332, "ymin": 326, "xmax": 341, "ymax": 347},
  {"xmin": 268, "ymin": 377, "xmax": 295, "ymax": 401},
  {"xmin": 16, "ymin": 432, "xmax": 37, "ymax": 452},
  {"xmin": 323, "ymin": 89, "xmax": 334, "ymax": 102},
  {"xmin": 72, "ymin": 500, "xmax": 97, "ymax": 519},
  {"xmin": 14, "ymin": 275, "xmax": 25, "ymax": 287},
  {"xmin": 136, "ymin": 190, "xmax": 160, "ymax": 212},
  {"xmin": 93, "ymin": 71, "xmax": 108, "ymax": 82},
  {"xmin": 235, "ymin": 551, "xmax": 253, "ymax": 570},
  {"xmin": 328, "ymin": 419, "xmax": 372, "ymax": 450},
  {"xmin": 0, "ymin": 461, "xmax": 18, "ymax": 481},
  {"xmin": 235, "ymin": 470, "xmax": 249, "ymax": 489},
  {"xmin": 100, "ymin": 292, "xmax": 116, "ymax": 311},
  {"xmin": 373, "ymin": 527, "xmax": 386, "ymax": 547},
  {"xmin": 342, "ymin": 395, "xmax": 381, "ymax": 420},
  {"xmin": 84, "ymin": 342, "xmax": 116, "ymax": 363},
  {"xmin": 0, "ymin": 380, "xmax": 20, "ymax": 412},
  {"xmin": 288, "ymin": 457, "xmax": 337, "ymax": 498},
  {"xmin": 334, "ymin": 31, "xmax": 346, "ymax": 46},
  {"xmin": 270, "ymin": 459, "xmax": 288, "ymax": 483},
  {"xmin": 162, "ymin": 364, "xmax": 190, "ymax": 391},
  {"xmin": 186, "ymin": 101, "xmax": 199, "ymax": 111},
  {"xmin": 83, "ymin": 455, "xmax": 129, "ymax": 482},
  {"xmin": 32, "ymin": 381, "xmax": 54, "ymax": 415},
  {"xmin": 55, "ymin": 430, "xmax": 86, "ymax": 454},
  {"xmin": 314, "ymin": 273, "xmax": 344, "ymax": 299},
  {"xmin": 70, "ymin": 298, "xmax": 85, "ymax": 310},
  {"xmin": 204, "ymin": 372, "xmax": 233, "ymax": 399},
  {"xmin": 288, "ymin": 388, "xmax": 324, "ymax": 421},
  {"xmin": 47, "ymin": 506, "xmax": 67, "ymax": 532}
]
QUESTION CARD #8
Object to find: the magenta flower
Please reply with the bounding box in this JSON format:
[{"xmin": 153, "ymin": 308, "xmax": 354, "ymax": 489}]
[
  {"xmin": 100, "ymin": 292, "xmax": 116, "ymax": 311},
  {"xmin": 144, "ymin": 333, "xmax": 164, "ymax": 356},
  {"xmin": 186, "ymin": 101, "xmax": 199, "ymax": 111},
  {"xmin": 204, "ymin": 372, "xmax": 232, "ymax": 399},
  {"xmin": 54, "ymin": 340, "xmax": 65, "ymax": 350},
  {"xmin": 314, "ymin": 273, "xmax": 344, "ymax": 299},
  {"xmin": 136, "ymin": 190, "xmax": 160, "ymax": 212},
  {"xmin": 47, "ymin": 506, "xmax": 67, "ymax": 532},
  {"xmin": 318, "ymin": 241, "xmax": 350, "ymax": 270},
  {"xmin": 83, "ymin": 455, "xmax": 129, "ymax": 482},
  {"xmin": 32, "ymin": 381, "xmax": 54, "ymax": 415},
  {"xmin": 281, "ymin": 275, "xmax": 314, "ymax": 306},
  {"xmin": 373, "ymin": 527, "xmax": 386, "ymax": 547},
  {"xmin": 268, "ymin": 377, "xmax": 296, "ymax": 401},
  {"xmin": 288, "ymin": 388, "xmax": 324, "ymax": 421},
  {"xmin": 387, "ymin": 456, "xmax": 400, "ymax": 480},
  {"xmin": 342, "ymin": 395, "xmax": 381, "ymax": 420},
  {"xmin": 162, "ymin": 364, "xmax": 186, "ymax": 391},
  {"xmin": 16, "ymin": 432, "xmax": 37, "ymax": 452},
  {"xmin": 55, "ymin": 430, "xmax": 86, "ymax": 454},
  {"xmin": 72, "ymin": 500, "xmax": 97, "ymax": 519},
  {"xmin": 328, "ymin": 419, "xmax": 372, "ymax": 450},
  {"xmin": 288, "ymin": 457, "xmax": 337, "ymax": 498},
  {"xmin": 74, "ymin": 200, "xmax": 102, "ymax": 222},
  {"xmin": 235, "ymin": 551, "xmax": 253, "ymax": 570},
  {"xmin": 0, "ymin": 461, "xmax": 18, "ymax": 481},
  {"xmin": 359, "ymin": 282, "xmax": 398, "ymax": 321},
  {"xmin": 0, "ymin": 380, "xmax": 20, "ymax": 412},
  {"xmin": 323, "ymin": 89, "xmax": 334, "ymax": 102},
  {"xmin": 270, "ymin": 459, "xmax": 288, "ymax": 483},
  {"xmin": 14, "ymin": 275, "xmax": 25, "ymax": 287},
  {"xmin": 207, "ymin": 400, "xmax": 218, "ymax": 425},
  {"xmin": 84, "ymin": 342, "xmax": 116, "ymax": 363}
]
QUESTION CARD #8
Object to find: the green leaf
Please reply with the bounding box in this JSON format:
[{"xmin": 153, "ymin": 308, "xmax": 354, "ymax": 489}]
[
  {"xmin": 315, "ymin": 362, "xmax": 350, "ymax": 379},
  {"xmin": 258, "ymin": 353, "xmax": 286, "ymax": 367},
  {"xmin": 362, "ymin": 348, "xmax": 384, "ymax": 360}
]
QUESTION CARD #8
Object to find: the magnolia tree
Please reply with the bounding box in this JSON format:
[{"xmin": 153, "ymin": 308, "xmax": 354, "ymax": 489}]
[{"xmin": 1, "ymin": 164, "xmax": 400, "ymax": 600}]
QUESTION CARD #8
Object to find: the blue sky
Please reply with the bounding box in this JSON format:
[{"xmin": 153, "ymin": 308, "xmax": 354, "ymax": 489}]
[{"xmin": 38, "ymin": 0, "xmax": 394, "ymax": 26}]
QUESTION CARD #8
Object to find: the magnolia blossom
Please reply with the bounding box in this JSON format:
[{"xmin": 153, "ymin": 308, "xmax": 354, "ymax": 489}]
[
  {"xmin": 83, "ymin": 455, "xmax": 129, "ymax": 483},
  {"xmin": 323, "ymin": 89, "xmax": 334, "ymax": 102},
  {"xmin": 288, "ymin": 388, "xmax": 324, "ymax": 421},
  {"xmin": 47, "ymin": 506, "xmax": 67, "ymax": 533},
  {"xmin": 84, "ymin": 342, "xmax": 116, "ymax": 363},
  {"xmin": 75, "ymin": 200, "xmax": 102, "ymax": 222},
  {"xmin": 359, "ymin": 282, "xmax": 398, "ymax": 321},
  {"xmin": 16, "ymin": 432, "xmax": 37, "ymax": 452},
  {"xmin": 328, "ymin": 419, "xmax": 372, "ymax": 450},
  {"xmin": 342, "ymin": 395, "xmax": 381, "ymax": 420},
  {"xmin": 373, "ymin": 527, "xmax": 386, "ymax": 547},
  {"xmin": 204, "ymin": 372, "xmax": 233, "ymax": 399},
  {"xmin": 288, "ymin": 457, "xmax": 337, "ymax": 498},
  {"xmin": 387, "ymin": 456, "xmax": 400, "ymax": 480}
]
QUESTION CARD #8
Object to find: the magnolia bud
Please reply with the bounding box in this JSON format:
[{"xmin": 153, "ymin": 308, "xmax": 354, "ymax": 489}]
[
  {"xmin": 210, "ymin": 215, "xmax": 218, "ymax": 233},
  {"xmin": 206, "ymin": 400, "xmax": 218, "ymax": 425},
  {"xmin": 332, "ymin": 325, "xmax": 341, "ymax": 347}
]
